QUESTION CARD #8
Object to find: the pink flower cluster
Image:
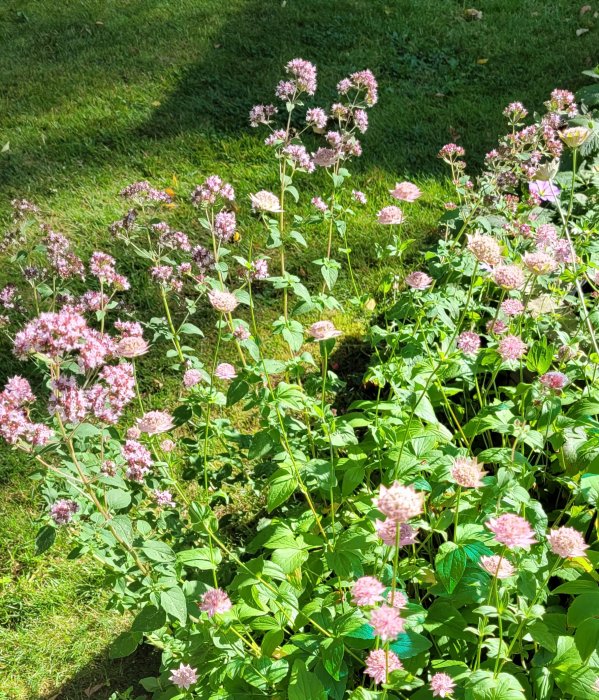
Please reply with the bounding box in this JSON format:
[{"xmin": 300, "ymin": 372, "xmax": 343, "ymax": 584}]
[
  {"xmin": 199, "ymin": 588, "xmax": 232, "ymax": 617},
  {"xmin": 51, "ymin": 499, "xmax": 79, "ymax": 525},
  {"xmin": 0, "ymin": 376, "xmax": 52, "ymax": 446},
  {"xmin": 364, "ymin": 649, "xmax": 402, "ymax": 685},
  {"xmin": 87, "ymin": 363, "xmax": 136, "ymax": 424},
  {"xmin": 486, "ymin": 513, "xmax": 537, "ymax": 550},
  {"xmin": 375, "ymin": 482, "xmax": 424, "ymax": 523},
  {"xmin": 191, "ymin": 175, "xmax": 235, "ymax": 206},
  {"xmin": 44, "ymin": 229, "xmax": 85, "ymax": 279},
  {"xmin": 89, "ymin": 252, "xmax": 129, "ymax": 289},
  {"xmin": 121, "ymin": 439, "xmax": 153, "ymax": 482},
  {"xmin": 337, "ymin": 69, "xmax": 378, "ymax": 106},
  {"xmin": 120, "ymin": 180, "xmax": 171, "ymax": 202}
]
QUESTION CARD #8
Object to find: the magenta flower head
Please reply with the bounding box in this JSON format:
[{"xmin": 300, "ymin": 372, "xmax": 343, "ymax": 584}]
[
  {"xmin": 498, "ymin": 335, "xmax": 527, "ymax": 362},
  {"xmin": 199, "ymin": 588, "xmax": 232, "ymax": 617},
  {"xmin": 169, "ymin": 663, "xmax": 198, "ymax": 690},
  {"xmin": 405, "ymin": 271, "xmax": 433, "ymax": 290},
  {"xmin": 389, "ymin": 181, "xmax": 422, "ymax": 202},
  {"xmin": 457, "ymin": 331, "xmax": 480, "ymax": 355},
  {"xmin": 430, "ymin": 672, "xmax": 456, "ymax": 698},
  {"xmin": 539, "ymin": 371, "xmax": 568, "ymax": 391},
  {"xmin": 547, "ymin": 527, "xmax": 588, "ymax": 558},
  {"xmin": 529, "ymin": 180, "xmax": 560, "ymax": 203},
  {"xmin": 308, "ymin": 320, "xmax": 342, "ymax": 341},
  {"xmin": 50, "ymin": 499, "xmax": 79, "ymax": 526},
  {"xmin": 364, "ymin": 649, "xmax": 402, "ymax": 685},
  {"xmin": 214, "ymin": 363, "xmax": 237, "ymax": 381},
  {"xmin": 370, "ymin": 604, "xmax": 405, "ymax": 641},
  {"xmin": 486, "ymin": 513, "xmax": 537, "ymax": 549},
  {"xmin": 377, "ymin": 205, "xmax": 404, "ymax": 225},
  {"xmin": 479, "ymin": 554, "xmax": 516, "ymax": 579},
  {"xmin": 374, "ymin": 482, "xmax": 424, "ymax": 523},
  {"xmin": 351, "ymin": 576, "xmax": 385, "ymax": 607}
]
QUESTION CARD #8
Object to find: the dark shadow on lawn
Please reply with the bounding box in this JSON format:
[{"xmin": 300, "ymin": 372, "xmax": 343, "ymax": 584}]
[{"xmin": 0, "ymin": 0, "xmax": 593, "ymax": 201}]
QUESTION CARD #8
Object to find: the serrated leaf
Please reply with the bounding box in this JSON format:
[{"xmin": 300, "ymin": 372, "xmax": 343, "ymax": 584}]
[
  {"xmin": 131, "ymin": 605, "xmax": 166, "ymax": 632},
  {"xmin": 436, "ymin": 542, "xmax": 467, "ymax": 593},
  {"xmin": 160, "ymin": 586, "xmax": 187, "ymax": 625}
]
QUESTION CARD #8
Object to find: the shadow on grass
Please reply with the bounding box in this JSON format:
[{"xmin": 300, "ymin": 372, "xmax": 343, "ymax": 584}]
[{"xmin": 39, "ymin": 644, "xmax": 159, "ymax": 700}]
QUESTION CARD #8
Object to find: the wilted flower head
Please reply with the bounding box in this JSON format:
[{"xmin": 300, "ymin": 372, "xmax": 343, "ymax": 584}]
[
  {"xmin": 308, "ymin": 320, "xmax": 342, "ymax": 341},
  {"xmin": 51, "ymin": 499, "xmax": 79, "ymax": 525},
  {"xmin": 430, "ymin": 672, "xmax": 456, "ymax": 698},
  {"xmin": 169, "ymin": 664, "xmax": 198, "ymax": 690},
  {"xmin": 377, "ymin": 205, "xmax": 404, "ymax": 225},
  {"xmin": 375, "ymin": 519, "xmax": 418, "ymax": 547},
  {"xmin": 523, "ymin": 251, "xmax": 558, "ymax": 275},
  {"xmin": 467, "ymin": 234, "xmax": 502, "ymax": 266},
  {"xmin": 208, "ymin": 288, "xmax": 239, "ymax": 314},
  {"xmin": 250, "ymin": 190, "xmax": 281, "ymax": 213},
  {"xmin": 457, "ymin": 331, "xmax": 480, "ymax": 355},
  {"xmin": 498, "ymin": 335, "xmax": 527, "ymax": 361},
  {"xmin": 486, "ymin": 513, "xmax": 537, "ymax": 549},
  {"xmin": 451, "ymin": 456, "xmax": 487, "ymax": 488},
  {"xmin": 492, "ymin": 264, "xmax": 525, "ymax": 290},
  {"xmin": 200, "ymin": 588, "xmax": 233, "ymax": 617},
  {"xmin": 389, "ymin": 181, "xmax": 422, "ymax": 202},
  {"xmin": 539, "ymin": 371, "xmax": 568, "ymax": 391},
  {"xmin": 312, "ymin": 147, "xmax": 339, "ymax": 168},
  {"xmin": 351, "ymin": 576, "xmax": 385, "ymax": 606},
  {"xmin": 137, "ymin": 410, "xmax": 174, "ymax": 435},
  {"xmin": 370, "ymin": 604, "xmax": 405, "ymax": 641},
  {"xmin": 547, "ymin": 526, "xmax": 588, "ymax": 558},
  {"xmin": 479, "ymin": 554, "xmax": 516, "ymax": 579},
  {"xmin": 214, "ymin": 363, "xmax": 237, "ymax": 380},
  {"xmin": 560, "ymin": 126, "xmax": 591, "ymax": 148},
  {"xmin": 405, "ymin": 271, "xmax": 433, "ymax": 290},
  {"xmin": 374, "ymin": 482, "xmax": 424, "ymax": 523},
  {"xmin": 364, "ymin": 649, "xmax": 402, "ymax": 685}
]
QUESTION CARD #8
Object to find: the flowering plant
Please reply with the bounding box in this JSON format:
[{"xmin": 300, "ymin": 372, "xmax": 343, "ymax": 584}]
[{"xmin": 2, "ymin": 62, "xmax": 599, "ymax": 700}]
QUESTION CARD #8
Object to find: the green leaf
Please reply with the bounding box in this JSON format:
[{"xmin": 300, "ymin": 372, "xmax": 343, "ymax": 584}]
[
  {"xmin": 568, "ymin": 399, "xmax": 599, "ymax": 420},
  {"xmin": 109, "ymin": 631, "xmax": 142, "ymax": 659},
  {"xmin": 160, "ymin": 586, "xmax": 187, "ymax": 625},
  {"xmin": 526, "ymin": 339, "xmax": 554, "ymax": 374},
  {"xmin": 106, "ymin": 488, "xmax": 131, "ymax": 511},
  {"xmin": 261, "ymin": 628, "xmax": 284, "ymax": 657},
  {"xmin": 465, "ymin": 670, "xmax": 526, "ymax": 699},
  {"xmin": 289, "ymin": 230, "xmax": 307, "ymax": 247},
  {"xmin": 435, "ymin": 542, "xmax": 467, "ymax": 594},
  {"xmin": 575, "ymin": 617, "xmax": 599, "ymax": 662},
  {"xmin": 267, "ymin": 468, "xmax": 298, "ymax": 512},
  {"xmin": 390, "ymin": 630, "xmax": 433, "ymax": 659},
  {"xmin": 288, "ymin": 660, "xmax": 327, "ymax": 700},
  {"xmin": 141, "ymin": 540, "xmax": 176, "ymax": 563},
  {"xmin": 177, "ymin": 546, "xmax": 221, "ymax": 570},
  {"xmin": 322, "ymin": 638, "xmax": 344, "ymax": 680},
  {"xmin": 110, "ymin": 515, "xmax": 133, "ymax": 545},
  {"xmin": 179, "ymin": 322, "xmax": 203, "ymax": 336},
  {"xmin": 227, "ymin": 378, "xmax": 250, "ymax": 407},
  {"xmin": 567, "ymin": 591, "xmax": 599, "ymax": 627},
  {"xmin": 131, "ymin": 605, "xmax": 166, "ymax": 632},
  {"xmin": 270, "ymin": 547, "xmax": 309, "ymax": 574},
  {"xmin": 35, "ymin": 525, "xmax": 56, "ymax": 555}
]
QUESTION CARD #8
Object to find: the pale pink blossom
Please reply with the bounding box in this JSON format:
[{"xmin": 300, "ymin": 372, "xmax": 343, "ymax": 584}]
[
  {"xmin": 154, "ymin": 489, "xmax": 176, "ymax": 507},
  {"xmin": 352, "ymin": 190, "xmax": 367, "ymax": 204},
  {"xmin": 539, "ymin": 371, "xmax": 568, "ymax": 391},
  {"xmin": 214, "ymin": 363, "xmax": 237, "ymax": 380},
  {"xmin": 375, "ymin": 519, "xmax": 418, "ymax": 547},
  {"xmin": 370, "ymin": 604, "xmax": 405, "ymax": 641},
  {"xmin": 523, "ymin": 251, "xmax": 558, "ymax": 275},
  {"xmin": 364, "ymin": 649, "xmax": 402, "ymax": 685},
  {"xmin": 374, "ymin": 482, "xmax": 424, "ymax": 523},
  {"xmin": 51, "ymin": 499, "xmax": 79, "ymax": 525},
  {"xmin": 208, "ymin": 288, "xmax": 239, "ymax": 313},
  {"xmin": 430, "ymin": 672, "xmax": 456, "ymax": 698},
  {"xmin": 457, "ymin": 331, "xmax": 480, "ymax": 355},
  {"xmin": 377, "ymin": 206, "xmax": 404, "ymax": 225},
  {"xmin": 501, "ymin": 299, "xmax": 525, "ymax": 316},
  {"xmin": 389, "ymin": 181, "xmax": 422, "ymax": 202},
  {"xmin": 492, "ymin": 265, "xmax": 525, "ymax": 290},
  {"xmin": 117, "ymin": 335, "xmax": 149, "ymax": 358},
  {"xmin": 486, "ymin": 513, "xmax": 537, "ymax": 549},
  {"xmin": 451, "ymin": 456, "xmax": 487, "ymax": 488},
  {"xmin": 183, "ymin": 369, "xmax": 203, "ymax": 388},
  {"xmin": 169, "ymin": 664, "xmax": 198, "ymax": 690},
  {"xmin": 137, "ymin": 410, "xmax": 174, "ymax": 435},
  {"xmin": 547, "ymin": 527, "xmax": 588, "ymax": 558},
  {"xmin": 467, "ymin": 234, "xmax": 502, "ymax": 266},
  {"xmin": 405, "ymin": 271, "xmax": 432, "ymax": 290},
  {"xmin": 250, "ymin": 190, "xmax": 281, "ymax": 213},
  {"xmin": 498, "ymin": 335, "xmax": 527, "ymax": 362},
  {"xmin": 351, "ymin": 576, "xmax": 385, "ymax": 606},
  {"xmin": 160, "ymin": 439, "xmax": 175, "ymax": 453},
  {"xmin": 479, "ymin": 555, "xmax": 516, "ymax": 579},
  {"xmin": 199, "ymin": 588, "xmax": 232, "ymax": 617},
  {"xmin": 308, "ymin": 320, "xmax": 342, "ymax": 341}
]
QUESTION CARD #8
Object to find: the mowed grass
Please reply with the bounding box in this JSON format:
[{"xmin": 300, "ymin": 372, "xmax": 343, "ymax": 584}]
[{"xmin": 0, "ymin": 0, "xmax": 595, "ymax": 697}]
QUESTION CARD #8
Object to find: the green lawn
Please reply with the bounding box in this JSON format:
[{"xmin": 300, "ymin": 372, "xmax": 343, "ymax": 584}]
[{"xmin": 0, "ymin": 0, "xmax": 595, "ymax": 697}]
